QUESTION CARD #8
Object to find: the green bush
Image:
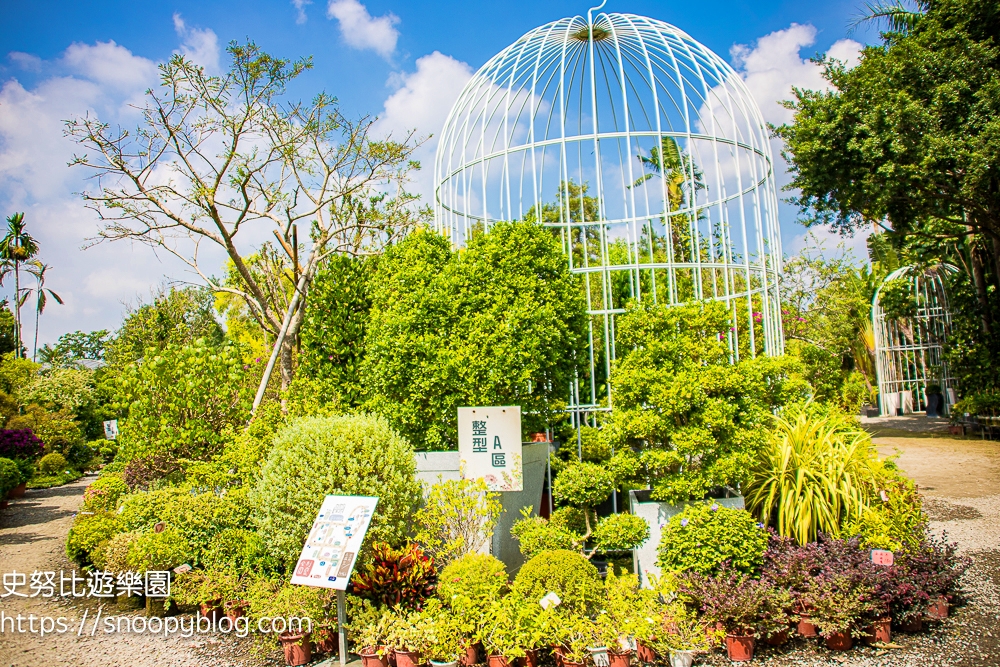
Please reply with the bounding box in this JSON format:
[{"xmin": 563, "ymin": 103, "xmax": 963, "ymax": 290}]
[
  {"xmin": 0, "ymin": 457, "xmax": 19, "ymax": 495},
  {"xmin": 93, "ymin": 531, "xmax": 138, "ymax": 573},
  {"xmin": 66, "ymin": 511, "xmax": 122, "ymax": 567},
  {"xmin": 83, "ymin": 474, "xmax": 128, "ymax": 512},
  {"xmin": 437, "ymin": 553, "xmax": 508, "ymax": 614},
  {"xmin": 511, "ymin": 549, "xmax": 602, "ymax": 614},
  {"xmin": 38, "ymin": 452, "xmax": 68, "ymax": 476},
  {"xmin": 252, "ymin": 414, "xmax": 421, "ymax": 568},
  {"xmin": 13, "ymin": 457, "xmax": 33, "ymax": 484},
  {"xmin": 114, "ymin": 338, "xmax": 250, "ymax": 464},
  {"xmin": 510, "ymin": 514, "xmax": 579, "ymax": 559},
  {"xmin": 592, "ymin": 513, "xmax": 650, "ymax": 552},
  {"xmin": 127, "ymin": 527, "xmax": 191, "ymax": 572},
  {"xmin": 203, "ymin": 528, "xmax": 279, "ymax": 576},
  {"xmin": 117, "ymin": 486, "xmax": 250, "ymax": 566},
  {"xmin": 415, "ymin": 478, "xmax": 502, "ymax": 566},
  {"xmin": 656, "ymin": 503, "xmax": 767, "ymax": 575}
]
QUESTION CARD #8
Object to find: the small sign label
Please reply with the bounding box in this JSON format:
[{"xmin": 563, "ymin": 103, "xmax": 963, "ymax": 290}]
[
  {"xmin": 871, "ymin": 549, "xmax": 894, "ymax": 566},
  {"xmin": 173, "ymin": 564, "xmax": 192, "ymax": 575},
  {"xmin": 103, "ymin": 420, "xmax": 119, "ymax": 440},
  {"xmin": 153, "ymin": 522, "xmax": 165, "ymax": 534}
]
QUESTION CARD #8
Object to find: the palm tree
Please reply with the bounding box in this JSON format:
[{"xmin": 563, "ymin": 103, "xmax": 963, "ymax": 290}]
[
  {"xmin": 0, "ymin": 213, "xmax": 39, "ymax": 358},
  {"xmin": 850, "ymin": 0, "xmax": 928, "ymax": 34},
  {"xmin": 24, "ymin": 261, "xmax": 63, "ymax": 362}
]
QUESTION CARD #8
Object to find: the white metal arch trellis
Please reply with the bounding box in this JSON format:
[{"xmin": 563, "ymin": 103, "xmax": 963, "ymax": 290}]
[
  {"xmin": 433, "ymin": 10, "xmax": 784, "ymax": 422},
  {"xmin": 873, "ymin": 265, "xmax": 957, "ymax": 416}
]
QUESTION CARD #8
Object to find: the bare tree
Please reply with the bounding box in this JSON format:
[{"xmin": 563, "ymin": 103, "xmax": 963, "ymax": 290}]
[{"xmin": 66, "ymin": 42, "xmax": 424, "ymax": 411}]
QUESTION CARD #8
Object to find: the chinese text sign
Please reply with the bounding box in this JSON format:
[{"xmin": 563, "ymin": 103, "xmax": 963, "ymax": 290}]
[{"xmin": 458, "ymin": 406, "xmax": 523, "ymax": 491}]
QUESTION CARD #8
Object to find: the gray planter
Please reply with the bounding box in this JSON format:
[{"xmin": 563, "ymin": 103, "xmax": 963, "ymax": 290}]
[
  {"xmin": 414, "ymin": 442, "xmax": 548, "ymax": 574},
  {"xmin": 629, "ymin": 488, "xmax": 745, "ymax": 588}
]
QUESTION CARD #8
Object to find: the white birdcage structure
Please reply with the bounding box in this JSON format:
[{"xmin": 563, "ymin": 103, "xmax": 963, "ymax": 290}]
[
  {"xmin": 873, "ymin": 265, "xmax": 957, "ymax": 416},
  {"xmin": 433, "ymin": 6, "xmax": 784, "ymax": 423}
]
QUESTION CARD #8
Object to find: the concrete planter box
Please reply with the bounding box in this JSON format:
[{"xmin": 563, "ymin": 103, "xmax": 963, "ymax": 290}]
[
  {"xmin": 414, "ymin": 442, "xmax": 548, "ymax": 574},
  {"xmin": 629, "ymin": 488, "xmax": 745, "ymax": 588}
]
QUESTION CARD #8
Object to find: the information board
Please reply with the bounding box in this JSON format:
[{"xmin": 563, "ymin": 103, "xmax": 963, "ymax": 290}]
[
  {"xmin": 458, "ymin": 406, "xmax": 522, "ymax": 491},
  {"xmin": 290, "ymin": 495, "xmax": 378, "ymax": 590}
]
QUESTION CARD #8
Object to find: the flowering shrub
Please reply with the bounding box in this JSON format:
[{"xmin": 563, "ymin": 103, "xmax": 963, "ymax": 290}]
[
  {"xmin": 657, "ymin": 504, "xmax": 768, "ymax": 575},
  {"xmin": 0, "ymin": 428, "xmax": 43, "ymax": 460}
]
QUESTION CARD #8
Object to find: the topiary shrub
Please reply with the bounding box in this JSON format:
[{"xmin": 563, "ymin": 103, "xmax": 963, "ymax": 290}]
[
  {"xmin": 510, "ymin": 513, "xmax": 579, "ymax": 559},
  {"xmin": 83, "ymin": 474, "xmax": 129, "ymax": 512},
  {"xmin": 351, "ymin": 541, "xmax": 437, "ymax": 609},
  {"xmin": 437, "ymin": 552, "xmax": 508, "ymax": 614},
  {"xmin": 66, "ymin": 511, "xmax": 122, "ymax": 567},
  {"xmin": 252, "ymin": 414, "xmax": 422, "ymax": 568},
  {"xmin": 0, "ymin": 457, "xmax": 20, "ymax": 495},
  {"xmin": 127, "ymin": 527, "xmax": 191, "ymax": 573},
  {"xmin": 657, "ymin": 503, "xmax": 767, "ymax": 575},
  {"xmin": 203, "ymin": 528, "xmax": 278, "ymax": 576},
  {"xmin": 511, "ymin": 549, "xmax": 602, "ymax": 613},
  {"xmin": 592, "ymin": 512, "xmax": 650, "ymax": 553},
  {"xmin": 38, "ymin": 452, "xmax": 69, "ymax": 476}
]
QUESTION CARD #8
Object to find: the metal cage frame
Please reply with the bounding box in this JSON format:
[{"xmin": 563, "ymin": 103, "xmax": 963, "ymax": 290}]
[
  {"xmin": 433, "ymin": 7, "xmax": 784, "ymax": 423},
  {"xmin": 873, "ymin": 265, "xmax": 957, "ymax": 416}
]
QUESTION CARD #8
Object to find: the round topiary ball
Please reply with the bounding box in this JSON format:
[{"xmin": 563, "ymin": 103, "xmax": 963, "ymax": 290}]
[
  {"xmin": 511, "ymin": 549, "xmax": 602, "ymax": 613},
  {"xmin": 0, "ymin": 457, "xmax": 20, "ymax": 495},
  {"xmin": 656, "ymin": 503, "xmax": 767, "ymax": 575},
  {"xmin": 438, "ymin": 552, "xmax": 508, "ymax": 614},
  {"xmin": 38, "ymin": 452, "xmax": 68, "ymax": 476},
  {"xmin": 251, "ymin": 414, "xmax": 422, "ymax": 568}
]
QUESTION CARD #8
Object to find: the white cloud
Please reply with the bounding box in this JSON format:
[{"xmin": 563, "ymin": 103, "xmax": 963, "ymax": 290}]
[
  {"xmin": 292, "ymin": 0, "xmax": 311, "ymax": 24},
  {"xmin": 0, "ymin": 24, "xmax": 222, "ymax": 347},
  {"xmin": 374, "ymin": 51, "xmax": 473, "ymax": 201},
  {"xmin": 326, "ymin": 0, "xmax": 400, "ymax": 58},
  {"xmin": 729, "ymin": 24, "xmax": 866, "ymax": 259},
  {"xmin": 62, "ymin": 40, "xmax": 158, "ymax": 91},
  {"xmin": 173, "ymin": 13, "xmax": 221, "ymax": 74}
]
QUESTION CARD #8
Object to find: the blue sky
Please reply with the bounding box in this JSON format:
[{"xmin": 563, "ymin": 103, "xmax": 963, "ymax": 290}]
[{"xmin": 0, "ymin": 0, "xmax": 879, "ymax": 345}]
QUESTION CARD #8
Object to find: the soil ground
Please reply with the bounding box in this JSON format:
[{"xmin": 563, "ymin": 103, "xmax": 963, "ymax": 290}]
[{"xmin": 0, "ymin": 417, "xmax": 997, "ymax": 666}]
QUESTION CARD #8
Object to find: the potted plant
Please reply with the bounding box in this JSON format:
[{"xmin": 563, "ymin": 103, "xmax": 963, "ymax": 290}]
[
  {"xmin": 805, "ymin": 575, "xmax": 876, "ymax": 651},
  {"xmin": 196, "ymin": 570, "xmax": 237, "ymax": 622},
  {"xmin": 258, "ymin": 584, "xmax": 326, "ymax": 666},
  {"xmin": 597, "ymin": 571, "xmax": 650, "ymax": 667},
  {"xmin": 481, "ymin": 599, "xmax": 528, "ymax": 667},
  {"xmin": 645, "ymin": 610, "xmax": 713, "ymax": 667},
  {"xmin": 356, "ymin": 608, "xmax": 395, "ymax": 667},
  {"xmin": 423, "ymin": 603, "xmax": 467, "ymax": 667},
  {"xmin": 558, "ymin": 615, "xmax": 595, "ymax": 667},
  {"xmin": 678, "ymin": 566, "xmax": 769, "ymax": 662}
]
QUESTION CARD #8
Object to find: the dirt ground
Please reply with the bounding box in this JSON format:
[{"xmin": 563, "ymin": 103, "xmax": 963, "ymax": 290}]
[{"xmin": 0, "ymin": 421, "xmax": 997, "ymax": 666}]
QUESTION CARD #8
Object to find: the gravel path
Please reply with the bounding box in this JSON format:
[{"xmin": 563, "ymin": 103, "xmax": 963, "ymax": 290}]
[{"xmin": 0, "ymin": 475, "xmax": 268, "ymax": 667}]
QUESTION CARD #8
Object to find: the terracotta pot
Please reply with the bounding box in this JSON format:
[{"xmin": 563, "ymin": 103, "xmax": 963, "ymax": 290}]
[
  {"xmin": 461, "ymin": 643, "xmax": 481, "ymax": 667},
  {"xmin": 199, "ymin": 601, "xmax": 224, "ymax": 623},
  {"xmin": 315, "ymin": 627, "xmax": 337, "ymax": 654},
  {"xmin": 224, "ymin": 599, "xmax": 247, "ymax": 621},
  {"xmin": 361, "ymin": 649, "xmax": 389, "ymax": 667},
  {"xmin": 927, "ymin": 596, "xmax": 949, "ymax": 620},
  {"xmin": 824, "ymin": 631, "xmax": 852, "ymax": 651},
  {"xmin": 635, "ymin": 642, "xmax": 655, "ymax": 664},
  {"xmin": 765, "ymin": 629, "xmax": 789, "ymax": 646},
  {"xmin": 796, "ymin": 615, "xmax": 819, "ymax": 637},
  {"xmin": 608, "ymin": 649, "xmax": 631, "ymax": 667},
  {"xmin": 0, "ymin": 499, "xmax": 8, "ymax": 509},
  {"xmin": 488, "ymin": 654, "xmax": 512, "ymax": 667},
  {"xmin": 551, "ymin": 645, "xmax": 566, "ymax": 667},
  {"xmin": 8, "ymin": 482, "xmax": 26, "ymax": 498},
  {"xmin": 725, "ymin": 634, "xmax": 754, "ymax": 662},
  {"xmin": 280, "ymin": 631, "xmax": 312, "ymax": 667},
  {"xmin": 864, "ymin": 617, "xmax": 892, "ymax": 645},
  {"xmin": 901, "ymin": 617, "xmax": 924, "ymax": 634},
  {"xmin": 524, "ymin": 648, "xmax": 541, "ymax": 667},
  {"xmin": 396, "ymin": 649, "xmax": 423, "ymax": 667}
]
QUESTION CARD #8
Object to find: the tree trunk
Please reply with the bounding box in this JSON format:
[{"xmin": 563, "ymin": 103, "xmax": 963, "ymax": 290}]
[
  {"xmin": 33, "ymin": 306, "xmax": 39, "ymax": 362},
  {"xmin": 992, "ymin": 235, "xmax": 1000, "ymax": 293},
  {"xmin": 968, "ymin": 230, "xmax": 992, "ymax": 334},
  {"xmin": 13, "ymin": 262, "xmax": 20, "ymax": 358}
]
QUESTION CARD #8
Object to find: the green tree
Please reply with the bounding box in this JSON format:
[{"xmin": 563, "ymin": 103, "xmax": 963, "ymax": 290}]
[
  {"xmin": 605, "ymin": 301, "xmax": 808, "ymax": 502},
  {"xmin": 776, "ymin": 0, "xmax": 1000, "ymax": 344},
  {"xmin": 38, "ymin": 330, "xmax": 109, "ymax": 368},
  {"xmin": 67, "ymin": 41, "xmax": 423, "ymax": 402},
  {"xmin": 0, "ymin": 213, "xmax": 39, "ymax": 357},
  {"xmin": 362, "ymin": 222, "xmax": 587, "ymax": 450},
  {"xmin": 23, "ymin": 261, "xmax": 63, "ymax": 362}
]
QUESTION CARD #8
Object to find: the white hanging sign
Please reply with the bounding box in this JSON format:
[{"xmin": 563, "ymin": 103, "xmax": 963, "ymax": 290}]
[
  {"xmin": 103, "ymin": 420, "xmax": 119, "ymax": 440},
  {"xmin": 290, "ymin": 495, "xmax": 378, "ymax": 590},
  {"xmin": 458, "ymin": 406, "xmax": 522, "ymax": 491}
]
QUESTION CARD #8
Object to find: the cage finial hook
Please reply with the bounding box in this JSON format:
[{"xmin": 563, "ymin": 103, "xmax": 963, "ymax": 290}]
[{"xmin": 587, "ymin": 0, "xmax": 607, "ymax": 27}]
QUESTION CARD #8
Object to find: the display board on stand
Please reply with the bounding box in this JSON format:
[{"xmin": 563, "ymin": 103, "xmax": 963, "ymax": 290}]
[
  {"xmin": 458, "ymin": 406, "xmax": 523, "ymax": 491},
  {"xmin": 290, "ymin": 494, "xmax": 378, "ymax": 666}
]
